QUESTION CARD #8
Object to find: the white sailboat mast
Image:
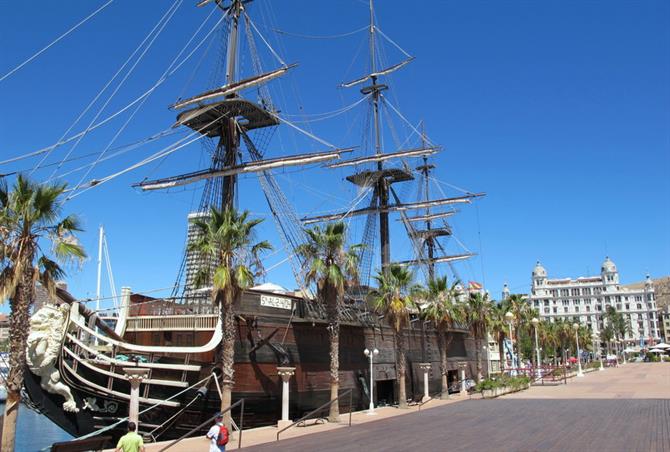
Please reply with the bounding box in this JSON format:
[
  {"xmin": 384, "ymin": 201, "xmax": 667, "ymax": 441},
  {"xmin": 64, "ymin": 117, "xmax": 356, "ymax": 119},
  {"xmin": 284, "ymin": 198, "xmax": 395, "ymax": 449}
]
[{"xmin": 96, "ymin": 225, "xmax": 103, "ymax": 313}]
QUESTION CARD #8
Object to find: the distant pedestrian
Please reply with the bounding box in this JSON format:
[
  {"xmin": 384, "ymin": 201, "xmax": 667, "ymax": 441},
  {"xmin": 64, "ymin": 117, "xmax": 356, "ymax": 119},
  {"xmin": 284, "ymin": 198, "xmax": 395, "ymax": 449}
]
[
  {"xmin": 115, "ymin": 421, "xmax": 145, "ymax": 452},
  {"xmin": 206, "ymin": 413, "xmax": 229, "ymax": 452}
]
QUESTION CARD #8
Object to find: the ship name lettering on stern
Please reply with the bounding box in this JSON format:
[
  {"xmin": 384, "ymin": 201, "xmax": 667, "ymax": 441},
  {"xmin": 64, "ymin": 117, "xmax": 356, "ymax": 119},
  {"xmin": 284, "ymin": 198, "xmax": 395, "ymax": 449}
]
[{"xmin": 260, "ymin": 295, "xmax": 293, "ymax": 310}]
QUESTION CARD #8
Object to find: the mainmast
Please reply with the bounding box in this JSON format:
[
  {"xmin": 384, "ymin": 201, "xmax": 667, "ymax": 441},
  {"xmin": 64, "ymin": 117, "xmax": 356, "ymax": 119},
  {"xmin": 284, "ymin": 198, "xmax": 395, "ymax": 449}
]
[
  {"xmin": 367, "ymin": 0, "xmax": 391, "ymax": 272},
  {"xmin": 220, "ymin": 0, "xmax": 243, "ymax": 210},
  {"xmin": 136, "ymin": 0, "xmax": 352, "ymax": 302}
]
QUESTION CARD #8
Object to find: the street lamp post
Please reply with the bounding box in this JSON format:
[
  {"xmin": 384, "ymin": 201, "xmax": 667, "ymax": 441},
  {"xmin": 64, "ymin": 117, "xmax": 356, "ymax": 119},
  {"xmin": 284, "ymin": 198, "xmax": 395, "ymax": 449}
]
[
  {"xmin": 531, "ymin": 317, "xmax": 541, "ymax": 379},
  {"xmin": 363, "ymin": 348, "xmax": 379, "ymax": 415},
  {"xmin": 573, "ymin": 323, "xmax": 584, "ymax": 377},
  {"xmin": 505, "ymin": 311, "xmax": 515, "ymax": 375},
  {"xmin": 592, "ymin": 332, "xmax": 604, "ymax": 371}
]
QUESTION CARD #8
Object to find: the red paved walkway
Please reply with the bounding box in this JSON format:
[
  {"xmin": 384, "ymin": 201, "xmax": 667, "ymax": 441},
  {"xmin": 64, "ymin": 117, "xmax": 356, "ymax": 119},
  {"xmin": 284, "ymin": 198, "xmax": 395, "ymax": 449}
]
[{"xmin": 242, "ymin": 363, "xmax": 670, "ymax": 452}]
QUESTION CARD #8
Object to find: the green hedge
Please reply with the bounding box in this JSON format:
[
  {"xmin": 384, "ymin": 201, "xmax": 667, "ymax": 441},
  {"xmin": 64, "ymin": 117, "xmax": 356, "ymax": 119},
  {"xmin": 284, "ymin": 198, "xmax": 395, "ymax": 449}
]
[{"xmin": 475, "ymin": 375, "xmax": 531, "ymax": 392}]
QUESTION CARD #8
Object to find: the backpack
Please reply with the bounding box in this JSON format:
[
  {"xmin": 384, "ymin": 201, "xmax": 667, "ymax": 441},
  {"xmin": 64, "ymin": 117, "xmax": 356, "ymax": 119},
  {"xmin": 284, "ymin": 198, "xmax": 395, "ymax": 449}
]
[{"xmin": 216, "ymin": 424, "xmax": 229, "ymax": 446}]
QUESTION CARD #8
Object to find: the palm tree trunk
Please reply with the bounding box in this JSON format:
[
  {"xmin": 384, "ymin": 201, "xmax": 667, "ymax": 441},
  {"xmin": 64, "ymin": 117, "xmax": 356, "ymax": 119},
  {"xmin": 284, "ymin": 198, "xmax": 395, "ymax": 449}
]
[
  {"xmin": 326, "ymin": 289, "xmax": 340, "ymax": 422},
  {"xmin": 438, "ymin": 331, "xmax": 450, "ymax": 399},
  {"xmin": 219, "ymin": 291, "xmax": 237, "ymax": 430},
  {"xmin": 498, "ymin": 333, "xmax": 505, "ymax": 373},
  {"xmin": 2, "ymin": 271, "xmax": 34, "ymax": 452},
  {"xmin": 395, "ymin": 330, "xmax": 408, "ymax": 409},
  {"xmin": 475, "ymin": 337, "xmax": 483, "ymax": 383}
]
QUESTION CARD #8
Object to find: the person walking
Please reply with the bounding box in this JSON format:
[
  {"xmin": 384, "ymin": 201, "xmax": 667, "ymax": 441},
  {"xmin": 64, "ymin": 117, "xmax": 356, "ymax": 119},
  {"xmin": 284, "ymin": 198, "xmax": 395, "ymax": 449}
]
[
  {"xmin": 206, "ymin": 413, "xmax": 229, "ymax": 452},
  {"xmin": 115, "ymin": 421, "xmax": 145, "ymax": 452}
]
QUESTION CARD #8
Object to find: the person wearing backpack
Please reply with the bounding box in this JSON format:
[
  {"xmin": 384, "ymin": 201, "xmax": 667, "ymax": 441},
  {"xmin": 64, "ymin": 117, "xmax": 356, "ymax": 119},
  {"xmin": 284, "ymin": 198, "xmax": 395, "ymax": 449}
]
[
  {"xmin": 115, "ymin": 421, "xmax": 145, "ymax": 452},
  {"xmin": 206, "ymin": 412, "xmax": 229, "ymax": 452}
]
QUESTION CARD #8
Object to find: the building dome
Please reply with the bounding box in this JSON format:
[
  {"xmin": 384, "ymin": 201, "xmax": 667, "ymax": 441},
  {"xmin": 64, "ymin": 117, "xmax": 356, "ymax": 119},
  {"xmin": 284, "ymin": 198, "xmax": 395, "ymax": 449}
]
[
  {"xmin": 601, "ymin": 256, "xmax": 617, "ymax": 273},
  {"xmin": 532, "ymin": 261, "xmax": 547, "ymax": 278}
]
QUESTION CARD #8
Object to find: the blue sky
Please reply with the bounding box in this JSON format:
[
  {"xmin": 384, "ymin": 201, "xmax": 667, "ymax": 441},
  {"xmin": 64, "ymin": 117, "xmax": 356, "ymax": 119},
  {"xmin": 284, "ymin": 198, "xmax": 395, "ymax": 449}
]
[{"xmin": 1, "ymin": 0, "xmax": 668, "ymax": 312}]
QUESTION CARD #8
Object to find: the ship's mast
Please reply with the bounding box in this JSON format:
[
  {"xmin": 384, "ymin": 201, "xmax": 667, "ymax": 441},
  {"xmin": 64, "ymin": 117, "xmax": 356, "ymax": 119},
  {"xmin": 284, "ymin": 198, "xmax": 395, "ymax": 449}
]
[
  {"xmin": 300, "ymin": 0, "xmax": 484, "ymax": 282},
  {"xmin": 220, "ymin": 0, "xmax": 243, "ymax": 210},
  {"xmin": 367, "ymin": 0, "xmax": 390, "ymax": 273},
  {"xmin": 417, "ymin": 125, "xmax": 436, "ymax": 281}
]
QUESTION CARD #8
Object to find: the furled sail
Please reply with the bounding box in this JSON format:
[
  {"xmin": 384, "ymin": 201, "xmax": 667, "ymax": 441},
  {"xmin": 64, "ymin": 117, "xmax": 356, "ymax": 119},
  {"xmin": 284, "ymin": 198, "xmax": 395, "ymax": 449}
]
[
  {"xmin": 327, "ymin": 146, "xmax": 438, "ymax": 168},
  {"xmin": 302, "ymin": 193, "xmax": 484, "ymax": 224},
  {"xmin": 396, "ymin": 253, "xmax": 475, "ymax": 266},
  {"xmin": 135, "ymin": 148, "xmax": 353, "ymax": 191},
  {"xmin": 341, "ymin": 57, "xmax": 414, "ymax": 88},
  {"xmin": 402, "ymin": 211, "xmax": 459, "ymax": 223},
  {"xmin": 171, "ymin": 64, "xmax": 296, "ymax": 110}
]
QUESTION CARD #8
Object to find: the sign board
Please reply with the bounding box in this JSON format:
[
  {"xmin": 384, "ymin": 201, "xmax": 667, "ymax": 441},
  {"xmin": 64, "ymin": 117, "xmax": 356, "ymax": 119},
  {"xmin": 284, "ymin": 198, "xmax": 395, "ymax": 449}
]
[{"xmin": 260, "ymin": 295, "xmax": 292, "ymax": 310}]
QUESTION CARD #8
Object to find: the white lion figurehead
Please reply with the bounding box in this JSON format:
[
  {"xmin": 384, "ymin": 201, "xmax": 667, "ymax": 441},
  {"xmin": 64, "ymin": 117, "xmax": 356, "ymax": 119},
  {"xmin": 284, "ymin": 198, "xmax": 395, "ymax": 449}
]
[{"xmin": 26, "ymin": 303, "xmax": 79, "ymax": 412}]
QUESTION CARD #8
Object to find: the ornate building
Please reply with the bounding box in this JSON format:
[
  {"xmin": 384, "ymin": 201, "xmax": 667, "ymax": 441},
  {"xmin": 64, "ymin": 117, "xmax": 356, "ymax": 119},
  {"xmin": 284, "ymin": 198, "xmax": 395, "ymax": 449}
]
[{"xmin": 527, "ymin": 257, "xmax": 659, "ymax": 346}]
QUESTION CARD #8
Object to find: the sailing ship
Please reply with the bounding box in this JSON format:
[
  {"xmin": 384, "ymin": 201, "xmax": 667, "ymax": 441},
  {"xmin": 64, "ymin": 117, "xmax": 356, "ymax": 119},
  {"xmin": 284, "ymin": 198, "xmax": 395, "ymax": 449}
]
[{"xmin": 23, "ymin": 0, "xmax": 486, "ymax": 443}]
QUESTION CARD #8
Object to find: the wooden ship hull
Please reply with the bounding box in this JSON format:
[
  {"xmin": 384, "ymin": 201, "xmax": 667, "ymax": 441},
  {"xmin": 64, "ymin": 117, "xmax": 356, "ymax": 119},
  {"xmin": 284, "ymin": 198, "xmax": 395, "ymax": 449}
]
[
  {"xmin": 21, "ymin": 0, "xmax": 486, "ymax": 445},
  {"xmin": 24, "ymin": 288, "xmax": 479, "ymax": 443}
]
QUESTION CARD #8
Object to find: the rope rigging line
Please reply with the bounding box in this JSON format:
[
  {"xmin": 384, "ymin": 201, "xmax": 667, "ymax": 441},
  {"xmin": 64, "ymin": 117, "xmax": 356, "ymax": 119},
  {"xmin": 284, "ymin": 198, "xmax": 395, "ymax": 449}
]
[
  {"xmin": 66, "ymin": 109, "xmax": 232, "ymax": 200},
  {"xmin": 0, "ymin": 0, "xmax": 115, "ymax": 83},
  {"xmin": 475, "ymin": 201, "xmax": 487, "ymax": 289},
  {"xmin": 3, "ymin": 3, "xmax": 226, "ymax": 170},
  {"xmin": 272, "ymin": 25, "xmax": 368, "ymax": 40},
  {"xmin": 423, "ymin": 171, "xmax": 477, "ymax": 196},
  {"xmin": 380, "ymin": 93, "xmax": 436, "ymax": 147},
  {"xmin": 429, "ymin": 173, "xmax": 479, "ymax": 283},
  {"xmin": 282, "ymin": 95, "xmax": 370, "ymax": 124},
  {"xmin": 35, "ymin": 0, "xmax": 184, "ymax": 180},
  {"xmin": 41, "ymin": 128, "xmax": 179, "ymax": 183},
  {"xmin": 244, "ymin": 11, "xmax": 286, "ymax": 67},
  {"xmin": 373, "ymin": 25, "xmax": 413, "ymax": 59},
  {"xmin": 243, "ymin": 14, "xmax": 274, "ymax": 111},
  {"xmin": 19, "ymin": 129, "xmax": 178, "ymax": 177},
  {"xmin": 268, "ymin": 111, "xmax": 337, "ymax": 149},
  {"xmin": 61, "ymin": 373, "xmax": 215, "ymax": 446},
  {"xmin": 68, "ymin": 0, "xmax": 185, "ymax": 192}
]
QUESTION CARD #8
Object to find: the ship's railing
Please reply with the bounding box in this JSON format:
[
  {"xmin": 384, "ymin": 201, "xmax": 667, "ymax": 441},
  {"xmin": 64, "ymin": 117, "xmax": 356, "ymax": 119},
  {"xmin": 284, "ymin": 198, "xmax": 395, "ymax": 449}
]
[
  {"xmin": 125, "ymin": 315, "xmax": 217, "ymax": 332},
  {"xmin": 158, "ymin": 398, "xmax": 245, "ymax": 451},
  {"xmin": 277, "ymin": 389, "xmax": 353, "ymax": 441},
  {"xmin": 69, "ymin": 303, "xmax": 222, "ymax": 354}
]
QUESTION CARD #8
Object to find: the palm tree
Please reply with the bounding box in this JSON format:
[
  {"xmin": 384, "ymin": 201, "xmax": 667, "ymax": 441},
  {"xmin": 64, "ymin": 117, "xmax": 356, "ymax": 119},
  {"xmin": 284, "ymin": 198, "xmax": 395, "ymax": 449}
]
[
  {"xmin": 296, "ymin": 222, "xmax": 359, "ymax": 422},
  {"xmin": 547, "ymin": 319, "xmax": 569, "ymax": 364},
  {"xmin": 601, "ymin": 325, "xmax": 614, "ymax": 355},
  {"xmin": 508, "ymin": 294, "xmax": 530, "ymax": 360},
  {"xmin": 604, "ymin": 306, "xmax": 631, "ymax": 349},
  {"xmin": 0, "ymin": 175, "xmax": 86, "ymax": 452},
  {"xmin": 189, "ymin": 207, "xmax": 271, "ymax": 424},
  {"xmin": 488, "ymin": 301, "xmax": 509, "ymax": 373},
  {"xmin": 462, "ymin": 292, "xmax": 493, "ymax": 382},
  {"xmin": 370, "ymin": 264, "xmax": 414, "ymax": 409},
  {"xmin": 538, "ymin": 320, "xmax": 558, "ymax": 365},
  {"xmin": 418, "ymin": 276, "xmax": 461, "ymax": 398}
]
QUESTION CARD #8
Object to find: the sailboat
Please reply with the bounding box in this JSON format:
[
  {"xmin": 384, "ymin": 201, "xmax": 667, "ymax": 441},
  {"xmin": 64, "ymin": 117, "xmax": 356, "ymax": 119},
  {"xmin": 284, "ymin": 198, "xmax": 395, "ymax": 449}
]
[{"xmin": 23, "ymin": 0, "xmax": 484, "ymax": 443}]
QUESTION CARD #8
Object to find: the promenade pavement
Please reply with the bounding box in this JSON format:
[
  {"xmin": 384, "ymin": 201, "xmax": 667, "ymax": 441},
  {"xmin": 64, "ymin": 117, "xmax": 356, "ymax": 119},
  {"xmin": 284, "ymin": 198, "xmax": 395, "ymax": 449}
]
[{"xmin": 125, "ymin": 362, "xmax": 669, "ymax": 452}]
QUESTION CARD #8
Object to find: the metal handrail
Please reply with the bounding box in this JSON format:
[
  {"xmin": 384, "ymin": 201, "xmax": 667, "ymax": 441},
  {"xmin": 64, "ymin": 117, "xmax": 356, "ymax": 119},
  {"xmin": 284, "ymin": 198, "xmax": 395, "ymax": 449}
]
[
  {"xmin": 418, "ymin": 390, "xmax": 445, "ymax": 411},
  {"xmin": 159, "ymin": 398, "xmax": 245, "ymax": 451},
  {"xmin": 277, "ymin": 389, "xmax": 353, "ymax": 441}
]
